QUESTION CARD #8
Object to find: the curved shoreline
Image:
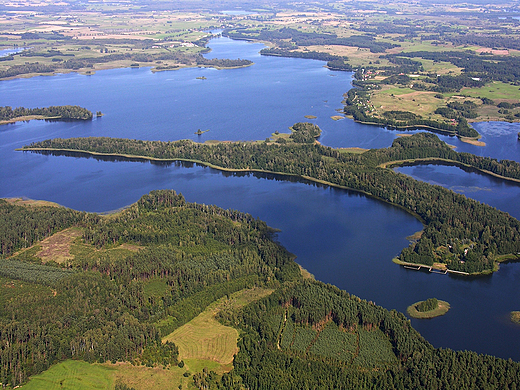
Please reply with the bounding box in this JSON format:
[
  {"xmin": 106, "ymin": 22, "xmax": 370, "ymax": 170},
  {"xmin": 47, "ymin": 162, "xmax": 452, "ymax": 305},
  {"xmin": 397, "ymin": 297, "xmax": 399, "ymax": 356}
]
[
  {"xmin": 18, "ymin": 146, "xmax": 520, "ymax": 276},
  {"xmin": 346, "ymin": 116, "xmax": 483, "ymax": 141},
  {"xmin": 17, "ymin": 146, "xmax": 428, "ymax": 225},
  {"xmin": 0, "ymin": 115, "xmax": 62, "ymax": 125},
  {"xmin": 378, "ymin": 157, "xmax": 520, "ymax": 184}
]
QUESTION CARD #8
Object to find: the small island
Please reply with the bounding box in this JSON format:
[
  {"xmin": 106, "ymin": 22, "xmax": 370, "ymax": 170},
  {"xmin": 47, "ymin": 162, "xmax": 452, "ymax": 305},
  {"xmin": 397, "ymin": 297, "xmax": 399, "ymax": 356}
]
[
  {"xmin": 511, "ymin": 311, "xmax": 520, "ymax": 325},
  {"xmin": 407, "ymin": 298, "xmax": 450, "ymax": 319}
]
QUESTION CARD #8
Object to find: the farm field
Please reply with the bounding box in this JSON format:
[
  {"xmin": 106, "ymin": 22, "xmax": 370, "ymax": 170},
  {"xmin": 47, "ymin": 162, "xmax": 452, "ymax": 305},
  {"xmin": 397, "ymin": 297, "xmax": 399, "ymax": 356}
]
[{"xmin": 163, "ymin": 287, "xmax": 274, "ymax": 373}]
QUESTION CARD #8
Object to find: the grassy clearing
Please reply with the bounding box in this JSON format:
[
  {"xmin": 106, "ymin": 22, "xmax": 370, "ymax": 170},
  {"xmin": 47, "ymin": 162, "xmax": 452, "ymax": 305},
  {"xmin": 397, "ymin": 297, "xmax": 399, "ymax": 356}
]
[
  {"xmin": 496, "ymin": 253, "xmax": 520, "ymax": 263},
  {"xmin": 371, "ymin": 86, "xmax": 443, "ymax": 120},
  {"xmin": 21, "ymin": 360, "xmax": 115, "ymax": 390},
  {"xmin": 417, "ymin": 59, "xmax": 462, "ymax": 75},
  {"xmin": 69, "ymin": 240, "xmax": 137, "ymax": 268},
  {"xmin": 407, "ymin": 300, "xmax": 450, "ymax": 319},
  {"xmin": 338, "ymin": 147, "xmax": 368, "ymax": 154},
  {"xmin": 461, "ymin": 81, "xmax": 520, "ymax": 102},
  {"xmin": 143, "ymin": 278, "xmax": 169, "ymax": 301},
  {"xmin": 162, "ymin": 287, "xmax": 273, "ymax": 370},
  {"xmin": 22, "ymin": 359, "xmax": 193, "ymax": 390}
]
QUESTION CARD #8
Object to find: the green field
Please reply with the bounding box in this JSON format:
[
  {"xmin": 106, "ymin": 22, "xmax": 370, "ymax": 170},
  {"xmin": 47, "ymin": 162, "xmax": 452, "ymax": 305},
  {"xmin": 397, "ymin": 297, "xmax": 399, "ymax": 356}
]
[
  {"xmin": 21, "ymin": 360, "xmax": 115, "ymax": 390},
  {"xmin": 461, "ymin": 81, "xmax": 520, "ymax": 101},
  {"xmin": 20, "ymin": 359, "xmax": 195, "ymax": 390}
]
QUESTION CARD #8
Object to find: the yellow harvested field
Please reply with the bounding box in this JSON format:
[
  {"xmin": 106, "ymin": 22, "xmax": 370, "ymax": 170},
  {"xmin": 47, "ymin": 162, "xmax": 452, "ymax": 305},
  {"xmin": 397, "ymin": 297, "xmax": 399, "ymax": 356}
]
[
  {"xmin": 371, "ymin": 88, "xmax": 442, "ymax": 118},
  {"xmin": 107, "ymin": 362, "xmax": 190, "ymax": 390},
  {"xmin": 163, "ymin": 287, "xmax": 273, "ymax": 369},
  {"xmin": 165, "ymin": 314, "xmax": 238, "ymax": 365}
]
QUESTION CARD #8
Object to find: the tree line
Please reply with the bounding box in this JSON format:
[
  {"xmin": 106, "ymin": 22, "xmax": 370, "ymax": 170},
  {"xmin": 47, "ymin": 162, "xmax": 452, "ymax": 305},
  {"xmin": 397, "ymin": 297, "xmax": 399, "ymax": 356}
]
[
  {"xmin": 0, "ymin": 105, "xmax": 93, "ymax": 121},
  {"xmin": 212, "ymin": 280, "xmax": 520, "ymax": 389},
  {"xmin": 224, "ymin": 27, "xmax": 399, "ymax": 53},
  {"xmin": 387, "ymin": 51, "xmax": 520, "ymax": 83},
  {"xmin": 22, "ymin": 132, "xmax": 520, "ymax": 274},
  {"xmin": 0, "ymin": 190, "xmax": 300, "ymax": 387}
]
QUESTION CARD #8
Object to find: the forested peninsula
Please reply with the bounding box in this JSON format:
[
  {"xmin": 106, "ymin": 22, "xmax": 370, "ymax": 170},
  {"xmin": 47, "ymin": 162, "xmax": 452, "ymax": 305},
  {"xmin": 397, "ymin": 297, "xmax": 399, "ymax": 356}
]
[
  {"xmin": 20, "ymin": 129, "xmax": 520, "ymax": 275},
  {"xmin": 1, "ymin": 191, "xmax": 520, "ymax": 389},
  {"xmin": 0, "ymin": 105, "xmax": 93, "ymax": 123}
]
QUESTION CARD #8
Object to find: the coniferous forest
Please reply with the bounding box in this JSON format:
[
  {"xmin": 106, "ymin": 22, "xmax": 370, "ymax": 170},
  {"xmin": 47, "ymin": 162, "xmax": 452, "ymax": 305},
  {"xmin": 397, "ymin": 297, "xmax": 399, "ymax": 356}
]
[
  {"xmin": 22, "ymin": 130, "xmax": 520, "ymax": 274},
  {"xmin": 1, "ymin": 191, "xmax": 520, "ymax": 389},
  {"xmin": 4, "ymin": 1, "xmax": 520, "ymax": 388},
  {"xmin": 0, "ymin": 105, "xmax": 93, "ymax": 121}
]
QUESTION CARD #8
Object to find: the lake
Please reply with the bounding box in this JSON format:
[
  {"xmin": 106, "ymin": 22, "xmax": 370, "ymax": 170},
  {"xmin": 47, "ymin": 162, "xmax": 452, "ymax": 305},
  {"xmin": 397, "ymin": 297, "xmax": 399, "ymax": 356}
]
[{"xmin": 1, "ymin": 36, "xmax": 519, "ymax": 361}]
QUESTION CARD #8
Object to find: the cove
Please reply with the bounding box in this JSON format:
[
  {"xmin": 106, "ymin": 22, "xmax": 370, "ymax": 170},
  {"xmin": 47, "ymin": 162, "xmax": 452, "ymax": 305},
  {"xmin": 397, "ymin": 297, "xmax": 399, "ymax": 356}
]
[
  {"xmin": 396, "ymin": 162, "xmax": 520, "ymax": 220},
  {"xmin": 1, "ymin": 36, "xmax": 520, "ymax": 361}
]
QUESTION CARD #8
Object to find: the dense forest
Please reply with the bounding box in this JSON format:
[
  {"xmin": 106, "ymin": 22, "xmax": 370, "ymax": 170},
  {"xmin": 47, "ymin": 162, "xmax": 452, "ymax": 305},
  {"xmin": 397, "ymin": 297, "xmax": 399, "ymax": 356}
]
[
  {"xmin": 0, "ymin": 105, "xmax": 93, "ymax": 121},
  {"xmin": 220, "ymin": 281, "xmax": 520, "ymax": 389},
  {"xmin": 21, "ymin": 131, "xmax": 520, "ymax": 274},
  {"xmin": 259, "ymin": 47, "xmax": 350, "ymax": 68},
  {"xmin": 0, "ymin": 190, "xmax": 298, "ymax": 387},
  {"xmin": 386, "ymin": 51, "xmax": 520, "ymax": 83},
  {"xmin": 2, "ymin": 192, "xmax": 520, "ymax": 389},
  {"xmin": 224, "ymin": 27, "xmax": 399, "ymax": 53}
]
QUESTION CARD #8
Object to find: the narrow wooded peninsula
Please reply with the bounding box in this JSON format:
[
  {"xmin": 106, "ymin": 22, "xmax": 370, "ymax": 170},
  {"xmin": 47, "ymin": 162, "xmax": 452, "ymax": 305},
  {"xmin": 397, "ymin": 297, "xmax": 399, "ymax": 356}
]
[
  {"xmin": 0, "ymin": 105, "xmax": 93, "ymax": 123},
  {"xmin": 20, "ymin": 127, "xmax": 520, "ymax": 275},
  {"xmin": 2, "ymin": 191, "xmax": 520, "ymax": 389}
]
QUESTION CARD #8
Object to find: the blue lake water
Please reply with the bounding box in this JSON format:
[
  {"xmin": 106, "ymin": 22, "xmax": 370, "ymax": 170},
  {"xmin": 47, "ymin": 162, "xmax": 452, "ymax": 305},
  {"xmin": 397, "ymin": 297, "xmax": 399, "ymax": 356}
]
[
  {"xmin": 1, "ymin": 36, "xmax": 520, "ymax": 361},
  {"xmin": 396, "ymin": 163, "xmax": 520, "ymax": 220}
]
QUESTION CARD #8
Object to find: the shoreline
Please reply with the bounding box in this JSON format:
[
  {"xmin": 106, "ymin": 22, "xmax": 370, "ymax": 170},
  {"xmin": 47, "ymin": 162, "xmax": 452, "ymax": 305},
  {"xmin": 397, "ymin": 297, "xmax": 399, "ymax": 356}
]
[
  {"xmin": 392, "ymin": 258, "xmax": 474, "ymax": 276},
  {"xmin": 378, "ymin": 157, "xmax": 520, "ymax": 184},
  {"xmin": 345, "ymin": 116, "xmax": 484, "ymax": 141},
  {"xmin": 19, "ymin": 145, "xmax": 519, "ymax": 276},
  {"xmin": 17, "ymin": 146, "xmax": 429, "ymax": 226},
  {"xmin": 0, "ymin": 115, "xmax": 62, "ymax": 125}
]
